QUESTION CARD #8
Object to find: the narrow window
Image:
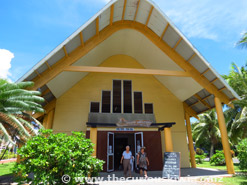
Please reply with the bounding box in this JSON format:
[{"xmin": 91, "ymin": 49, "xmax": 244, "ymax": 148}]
[
  {"xmin": 90, "ymin": 102, "xmax": 100, "ymax": 113},
  {"xmin": 102, "ymin": 91, "xmax": 111, "ymax": 113},
  {"xmin": 144, "ymin": 103, "xmax": 153, "ymax": 114},
  {"xmin": 113, "ymin": 80, "xmax": 121, "ymax": 113},
  {"xmin": 124, "ymin": 80, "xmax": 132, "ymax": 113},
  {"xmin": 134, "ymin": 92, "xmax": 143, "ymax": 113}
]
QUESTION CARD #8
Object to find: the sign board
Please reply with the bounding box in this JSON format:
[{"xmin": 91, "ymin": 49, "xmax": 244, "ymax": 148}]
[
  {"xmin": 116, "ymin": 128, "xmax": 134, "ymax": 131},
  {"xmin": 162, "ymin": 152, "xmax": 181, "ymax": 180},
  {"xmin": 116, "ymin": 118, "xmax": 152, "ymax": 127}
]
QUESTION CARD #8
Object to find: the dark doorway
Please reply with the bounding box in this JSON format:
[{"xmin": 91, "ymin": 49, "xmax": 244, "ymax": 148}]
[{"xmin": 114, "ymin": 133, "xmax": 134, "ymax": 171}]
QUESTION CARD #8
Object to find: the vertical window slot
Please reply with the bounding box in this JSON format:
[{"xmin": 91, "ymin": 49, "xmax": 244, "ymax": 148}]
[
  {"xmin": 102, "ymin": 91, "xmax": 111, "ymax": 113},
  {"xmin": 134, "ymin": 92, "xmax": 143, "ymax": 113}
]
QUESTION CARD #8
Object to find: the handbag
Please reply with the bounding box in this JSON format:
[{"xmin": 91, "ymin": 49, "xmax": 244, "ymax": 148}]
[{"xmin": 119, "ymin": 164, "xmax": 123, "ymax": 170}]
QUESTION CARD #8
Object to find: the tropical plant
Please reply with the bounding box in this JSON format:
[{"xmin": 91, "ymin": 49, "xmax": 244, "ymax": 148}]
[
  {"xmin": 210, "ymin": 150, "xmax": 225, "ymax": 166},
  {"xmin": 0, "ymin": 79, "xmax": 44, "ymax": 146},
  {"xmin": 196, "ymin": 148, "xmax": 204, "ymax": 155},
  {"xmin": 237, "ymin": 32, "xmax": 247, "ymax": 49},
  {"xmin": 223, "ymin": 63, "xmax": 247, "ymax": 142},
  {"xmin": 195, "ymin": 154, "xmax": 206, "ymax": 164},
  {"xmin": 13, "ymin": 129, "xmax": 105, "ymax": 185},
  {"xmin": 225, "ymin": 106, "xmax": 247, "ymax": 144},
  {"xmin": 192, "ymin": 109, "xmax": 221, "ymax": 158},
  {"xmin": 237, "ymin": 138, "xmax": 247, "ymax": 171},
  {"xmin": 223, "ymin": 63, "xmax": 247, "ymax": 107}
]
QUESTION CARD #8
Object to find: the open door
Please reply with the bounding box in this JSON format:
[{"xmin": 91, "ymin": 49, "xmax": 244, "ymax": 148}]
[
  {"xmin": 134, "ymin": 132, "xmax": 144, "ymax": 168},
  {"xmin": 107, "ymin": 132, "xmax": 114, "ymax": 172}
]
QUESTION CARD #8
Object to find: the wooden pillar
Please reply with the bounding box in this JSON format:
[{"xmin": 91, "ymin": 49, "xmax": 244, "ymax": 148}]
[
  {"xmin": 43, "ymin": 114, "xmax": 48, "ymax": 129},
  {"xmin": 214, "ymin": 97, "xmax": 235, "ymax": 174},
  {"xmin": 90, "ymin": 127, "xmax": 97, "ymax": 157},
  {"xmin": 185, "ymin": 113, "xmax": 196, "ymax": 168},
  {"xmin": 164, "ymin": 127, "xmax": 173, "ymax": 152},
  {"xmin": 16, "ymin": 143, "xmax": 23, "ymax": 163},
  {"xmin": 46, "ymin": 109, "xmax": 55, "ymax": 129}
]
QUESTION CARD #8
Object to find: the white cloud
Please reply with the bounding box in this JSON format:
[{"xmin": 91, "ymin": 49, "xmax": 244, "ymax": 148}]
[
  {"xmin": 0, "ymin": 49, "xmax": 14, "ymax": 80},
  {"xmin": 155, "ymin": 0, "xmax": 247, "ymax": 41}
]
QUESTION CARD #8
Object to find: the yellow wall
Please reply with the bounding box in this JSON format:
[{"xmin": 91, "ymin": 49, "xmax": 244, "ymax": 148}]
[{"xmin": 52, "ymin": 54, "xmax": 190, "ymax": 167}]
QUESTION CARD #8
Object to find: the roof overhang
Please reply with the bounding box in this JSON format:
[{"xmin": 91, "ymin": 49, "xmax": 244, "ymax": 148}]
[{"xmin": 18, "ymin": 0, "xmax": 240, "ymax": 116}]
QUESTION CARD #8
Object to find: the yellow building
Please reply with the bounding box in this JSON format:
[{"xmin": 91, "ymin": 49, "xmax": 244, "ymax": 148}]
[{"xmin": 18, "ymin": 0, "xmax": 240, "ymax": 174}]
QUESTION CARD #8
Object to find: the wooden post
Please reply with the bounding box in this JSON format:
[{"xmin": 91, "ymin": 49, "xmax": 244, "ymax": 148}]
[
  {"xmin": 214, "ymin": 96, "xmax": 235, "ymax": 174},
  {"xmin": 185, "ymin": 113, "xmax": 196, "ymax": 168},
  {"xmin": 90, "ymin": 127, "xmax": 97, "ymax": 157},
  {"xmin": 164, "ymin": 127, "xmax": 173, "ymax": 152},
  {"xmin": 46, "ymin": 109, "xmax": 55, "ymax": 129},
  {"xmin": 16, "ymin": 143, "xmax": 23, "ymax": 163},
  {"xmin": 43, "ymin": 114, "xmax": 48, "ymax": 129}
]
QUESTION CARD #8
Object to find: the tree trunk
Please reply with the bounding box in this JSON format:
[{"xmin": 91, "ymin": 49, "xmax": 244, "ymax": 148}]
[
  {"xmin": 242, "ymin": 126, "xmax": 247, "ymax": 139},
  {"xmin": 210, "ymin": 144, "xmax": 214, "ymax": 158}
]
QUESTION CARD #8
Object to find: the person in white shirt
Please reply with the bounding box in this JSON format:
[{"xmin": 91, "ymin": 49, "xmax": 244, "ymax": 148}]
[{"xmin": 120, "ymin": 145, "xmax": 133, "ymax": 178}]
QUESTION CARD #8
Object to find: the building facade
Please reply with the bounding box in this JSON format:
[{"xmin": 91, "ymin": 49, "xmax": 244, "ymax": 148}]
[{"xmin": 18, "ymin": 0, "xmax": 240, "ymax": 174}]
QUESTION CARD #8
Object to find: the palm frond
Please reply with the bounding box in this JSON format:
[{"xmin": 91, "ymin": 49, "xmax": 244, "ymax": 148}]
[
  {"xmin": 0, "ymin": 122, "xmax": 15, "ymax": 145},
  {"xmin": 32, "ymin": 117, "xmax": 44, "ymax": 129},
  {"xmin": 3, "ymin": 114, "xmax": 31, "ymax": 138},
  {"xmin": 237, "ymin": 32, "xmax": 247, "ymax": 49},
  {"xmin": 0, "ymin": 80, "xmax": 45, "ymax": 144},
  {"xmin": 0, "ymin": 80, "xmax": 34, "ymax": 92},
  {"xmin": 17, "ymin": 118, "xmax": 37, "ymax": 136}
]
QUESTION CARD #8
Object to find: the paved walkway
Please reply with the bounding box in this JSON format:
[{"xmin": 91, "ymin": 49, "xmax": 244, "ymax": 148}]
[
  {"xmin": 99, "ymin": 168, "xmax": 229, "ymax": 179},
  {"xmin": 0, "ymin": 158, "xmax": 16, "ymax": 164},
  {"xmin": 0, "ymin": 168, "xmax": 230, "ymax": 185},
  {"xmin": 95, "ymin": 168, "xmax": 230, "ymax": 185}
]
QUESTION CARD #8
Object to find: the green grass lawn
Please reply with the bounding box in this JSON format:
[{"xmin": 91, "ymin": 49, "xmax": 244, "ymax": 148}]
[
  {"xmin": 197, "ymin": 161, "xmax": 247, "ymax": 185},
  {"xmin": 197, "ymin": 161, "xmax": 243, "ymax": 172},
  {"xmin": 0, "ymin": 162, "xmax": 15, "ymax": 176},
  {"xmin": 221, "ymin": 175, "xmax": 247, "ymax": 185}
]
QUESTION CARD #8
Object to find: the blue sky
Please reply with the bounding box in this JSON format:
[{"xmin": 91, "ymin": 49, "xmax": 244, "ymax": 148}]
[{"xmin": 0, "ymin": 0, "xmax": 247, "ymax": 82}]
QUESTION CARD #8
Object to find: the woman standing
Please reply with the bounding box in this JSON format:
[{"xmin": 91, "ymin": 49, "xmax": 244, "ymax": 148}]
[
  {"xmin": 137, "ymin": 146, "xmax": 149, "ymax": 178},
  {"xmin": 120, "ymin": 145, "xmax": 133, "ymax": 178}
]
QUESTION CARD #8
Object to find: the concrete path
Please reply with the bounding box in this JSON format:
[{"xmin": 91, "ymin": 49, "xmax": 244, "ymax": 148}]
[
  {"xmin": 97, "ymin": 179, "xmax": 204, "ymax": 185},
  {"xmin": 99, "ymin": 168, "xmax": 229, "ymax": 179},
  {"xmin": 95, "ymin": 168, "xmax": 230, "ymax": 185},
  {"xmin": 0, "ymin": 158, "xmax": 16, "ymax": 164},
  {"xmin": 205, "ymin": 157, "xmax": 239, "ymax": 164},
  {"xmin": 0, "ymin": 168, "xmax": 230, "ymax": 185}
]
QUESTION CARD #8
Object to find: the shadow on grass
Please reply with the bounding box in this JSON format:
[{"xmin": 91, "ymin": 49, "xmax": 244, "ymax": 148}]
[{"xmin": 0, "ymin": 174, "xmax": 14, "ymax": 184}]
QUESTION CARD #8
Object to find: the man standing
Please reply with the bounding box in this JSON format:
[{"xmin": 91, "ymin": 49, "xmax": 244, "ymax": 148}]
[{"xmin": 120, "ymin": 145, "xmax": 133, "ymax": 178}]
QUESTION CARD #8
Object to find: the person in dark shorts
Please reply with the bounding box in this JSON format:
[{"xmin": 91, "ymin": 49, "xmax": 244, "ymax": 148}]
[{"xmin": 137, "ymin": 146, "xmax": 149, "ymax": 178}]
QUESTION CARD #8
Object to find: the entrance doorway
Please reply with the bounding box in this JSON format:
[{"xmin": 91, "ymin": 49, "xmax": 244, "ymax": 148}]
[
  {"xmin": 107, "ymin": 132, "xmax": 144, "ymax": 172},
  {"xmin": 114, "ymin": 133, "xmax": 134, "ymax": 171}
]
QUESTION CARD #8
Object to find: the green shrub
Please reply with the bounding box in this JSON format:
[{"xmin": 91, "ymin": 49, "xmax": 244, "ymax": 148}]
[
  {"xmin": 210, "ymin": 150, "xmax": 225, "ymax": 166},
  {"xmin": 196, "ymin": 148, "xmax": 204, "ymax": 155},
  {"xmin": 12, "ymin": 129, "xmax": 104, "ymax": 185},
  {"xmin": 237, "ymin": 138, "xmax": 247, "ymax": 170},
  {"xmin": 195, "ymin": 154, "xmax": 206, "ymax": 164}
]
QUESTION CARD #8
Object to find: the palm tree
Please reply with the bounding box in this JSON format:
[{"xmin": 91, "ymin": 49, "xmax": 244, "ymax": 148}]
[
  {"xmin": 223, "ymin": 63, "xmax": 247, "ymax": 142},
  {"xmin": 237, "ymin": 32, "xmax": 247, "ymax": 49},
  {"xmin": 223, "ymin": 63, "xmax": 247, "ymax": 106},
  {"xmin": 225, "ymin": 106, "xmax": 247, "ymax": 145},
  {"xmin": 192, "ymin": 109, "xmax": 221, "ymax": 158},
  {"xmin": 0, "ymin": 79, "xmax": 44, "ymax": 146}
]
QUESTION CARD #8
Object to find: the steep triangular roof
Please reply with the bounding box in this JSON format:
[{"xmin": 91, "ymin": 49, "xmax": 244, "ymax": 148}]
[{"xmin": 18, "ymin": 0, "xmax": 240, "ymax": 116}]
